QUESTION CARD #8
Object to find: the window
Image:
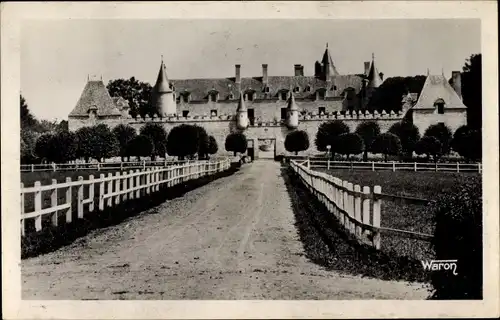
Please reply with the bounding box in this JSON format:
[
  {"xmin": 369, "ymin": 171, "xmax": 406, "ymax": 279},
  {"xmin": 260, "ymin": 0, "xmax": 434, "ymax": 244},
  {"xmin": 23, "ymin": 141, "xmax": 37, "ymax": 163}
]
[
  {"xmin": 210, "ymin": 110, "xmax": 218, "ymax": 116},
  {"xmin": 331, "ymin": 85, "xmax": 337, "ymax": 91},
  {"xmin": 281, "ymin": 108, "xmax": 287, "ymax": 120},
  {"xmin": 248, "ymin": 108, "xmax": 255, "ymax": 125},
  {"xmin": 209, "ymin": 92, "xmax": 218, "ymax": 102},
  {"xmin": 182, "ymin": 110, "xmax": 189, "ymax": 117},
  {"xmin": 305, "ymin": 85, "xmax": 312, "ymax": 92},
  {"xmin": 228, "ymin": 93, "xmax": 234, "ymax": 100},
  {"xmin": 246, "ymin": 93, "xmax": 255, "ymax": 101},
  {"xmin": 293, "ymin": 86, "xmax": 300, "ymax": 93},
  {"xmin": 434, "ymin": 98, "xmax": 445, "ymax": 114},
  {"xmin": 317, "ymin": 90, "xmax": 326, "ymax": 100},
  {"xmin": 318, "ymin": 107, "xmax": 326, "ymax": 115},
  {"xmin": 263, "ymin": 86, "xmax": 270, "ymax": 93}
]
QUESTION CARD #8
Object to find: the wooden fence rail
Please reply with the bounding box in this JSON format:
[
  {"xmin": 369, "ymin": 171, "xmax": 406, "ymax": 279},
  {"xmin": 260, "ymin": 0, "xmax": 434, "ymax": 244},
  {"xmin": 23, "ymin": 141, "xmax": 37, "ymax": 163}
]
[
  {"xmin": 290, "ymin": 160, "xmax": 433, "ymax": 250},
  {"xmin": 20, "ymin": 158, "xmax": 231, "ymax": 236},
  {"xmin": 20, "ymin": 159, "xmax": 227, "ymax": 173},
  {"xmin": 297, "ymin": 159, "xmax": 482, "ymax": 173}
]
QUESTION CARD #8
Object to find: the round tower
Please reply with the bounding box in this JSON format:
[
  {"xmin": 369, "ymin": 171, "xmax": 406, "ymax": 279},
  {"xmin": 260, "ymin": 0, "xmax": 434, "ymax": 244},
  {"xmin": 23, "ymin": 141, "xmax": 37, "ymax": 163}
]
[
  {"xmin": 286, "ymin": 91, "xmax": 299, "ymax": 129},
  {"xmin": 152, "ymin": 57, "xmax": 176, "ymax": 117},
  {"xmin": 236, "ymin": 92, "xmax": 248, "ymax": 130}
]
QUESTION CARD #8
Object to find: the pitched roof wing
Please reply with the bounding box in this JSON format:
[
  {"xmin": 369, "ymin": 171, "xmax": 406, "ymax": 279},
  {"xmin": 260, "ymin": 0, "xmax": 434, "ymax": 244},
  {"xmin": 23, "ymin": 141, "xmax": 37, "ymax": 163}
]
[
  {"xmin": 69, "ymin": 80, "xmax": 121, "ymax": 117},
  {"xmin": 413, "ymin": 74, "xmax": 466, "ymax": 109}
]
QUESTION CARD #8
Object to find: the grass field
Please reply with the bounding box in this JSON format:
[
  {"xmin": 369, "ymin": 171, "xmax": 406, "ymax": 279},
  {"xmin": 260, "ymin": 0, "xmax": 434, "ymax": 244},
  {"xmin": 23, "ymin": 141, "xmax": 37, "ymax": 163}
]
[{"xmin": 314, "ymin": 169, "xmax": 481, "ymax": 260}]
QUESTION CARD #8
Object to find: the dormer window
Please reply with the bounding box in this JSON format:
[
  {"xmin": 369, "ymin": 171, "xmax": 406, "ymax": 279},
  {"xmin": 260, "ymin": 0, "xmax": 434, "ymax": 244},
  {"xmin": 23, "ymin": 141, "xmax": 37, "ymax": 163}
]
[
  {"xmin": 228, "ymin": 93, "xmax": 235, "ymax": 100},
  {"xmin": 245, "ymin": 93, "xmax": 255, "ymax": 101},
  {"xmin": 208, "ymin": 91, "xmax": 219, "ymax": 102},
  {"xmin": 434, "ymin": 98, "xmax": 445, "ymax": 114},
  {"xmin": 304, "ymin": 85, "xmax": 312, "ymax": 92},
  {"xmin": 263, "ymin": 86, "xmax": 270, "ymax": 93},
  {"xmin": 180, "ymin": 91, "xmax": 191, "ymax": 103},
  {"xmin": 330, "ymin": 85, "xmax": 337, "ymax": 91},
  {"xmin": 316, "ymin": 88, "xmax": 327, "ymax": 100},
  {"xmin": 278, "ymin": 90, "xmax": 289, "ymax": 101},
  {"xmin": 293, "ymin": 86, "xmax": 300, "ymax": 93}
]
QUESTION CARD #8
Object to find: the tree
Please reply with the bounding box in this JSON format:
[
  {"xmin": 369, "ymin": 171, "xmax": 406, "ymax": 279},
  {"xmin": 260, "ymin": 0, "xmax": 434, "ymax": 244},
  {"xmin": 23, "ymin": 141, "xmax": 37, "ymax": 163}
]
[
  {"xmin": 140, "ymin": 123, "xmax": 168, "ymax": 160},
  {"xmin": 424, "ymin": 123, "xmax": 452, "ymax": 155},
  {"xmin": 461, "ymin": 54, "xmax": 482, "ymax": 130},
  {"xmin": 452, "ymin": 126, "xmax": 482, "ymax": 162},
  {"xmin": 195, "ymin": 125, "xmax": 210, "ymax": 160},
  {"xmin": 315, "ymin": 120, "xmax": 350, "ymax": 157},
  {"xmin": 107, "ymin": 77, "xmax": 153, "ymax": 118},
  {"xmin": 207, "ymin": 136, "xmax": 218, "ymax": 157},
  {"xmin": 75, "ymin": 124, "xmax": 118, "ymax": 162},
  {"xmin": 112, "ymin": 124, "xmax": 137, "ymax": 161},
  {"xmin": 75, "ymin": 127, "xmax": 95, "ymax": 162},
  {"xmin": 21, "ymin": 129, "xmax": 38, "ymax": 164},
  {"xmin": 388, "ymin": 120, "xmax": 420, "ymax": 159},
  {"xmin": 336, "ymin": 133, "xmax": 364, "ymax": 160},
  {"xmin": 367, "ymin": 75, "xmax": 427, "ymax": 113},
  {"xmin": 225, "ymin": 132, "xmax": 248, "ymax": 156},
  {"xmin": 48, "ymin": 131, "xmax": 78, "ymax": 163},
  {"xmin": 57, "ymin": 120, "xmax": 69, "ymax": 132},
  {"xmin": 127, "ymin": 135, "xmax": 154, "ymax": 161},
  {"xmin": 166, "ymin": 124, "xmax": 201, "ymax": 160},
  {"xmin": 284, "ymin": 130, "xmax": 310, "ymax": 155},
  {"xmin": 20, "ymin": 95, "xmax": 37, "ymax": 130},
  {"xmin": 415, "ymin": 136, "xmax": 442, "ymax": 162},
  {"xmin": 371, "ymin": 132, "xmax": 402, "ymax": 161},
  {"xmin": 34, "ymin": 133, "xmax": 53, "ymax": 162},
  {"xmin": 355, "ymin": 121, "xmax": 381, "ymax": 161}
]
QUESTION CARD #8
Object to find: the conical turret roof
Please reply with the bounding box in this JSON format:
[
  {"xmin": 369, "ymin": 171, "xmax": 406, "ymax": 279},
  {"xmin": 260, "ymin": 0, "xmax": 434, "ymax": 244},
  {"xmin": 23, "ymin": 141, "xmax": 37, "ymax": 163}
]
[
  {"xmin": 367, "ymin": 53, "xmax": 383, "ymax": 88},
  {"xmin": 236, "ymin": 92, "xmax": 246, "ymax": 112},
  {"xmin": 287, "ymin": 91, "xmax": 299, "ymax": 111},
  {"xmin": 321, "ymin": 43, "xmax": 339, "ymax": 76},
  {"xmin": 154, "ymin": 58, "xmax": 172, "ymax": 93}
]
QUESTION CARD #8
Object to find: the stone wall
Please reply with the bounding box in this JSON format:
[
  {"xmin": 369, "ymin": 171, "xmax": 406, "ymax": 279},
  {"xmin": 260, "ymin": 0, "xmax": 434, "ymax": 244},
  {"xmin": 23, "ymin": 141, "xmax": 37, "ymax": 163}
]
[{"xmin": 412, "ymin": 109, "xmax": 467, "ymax": 135}]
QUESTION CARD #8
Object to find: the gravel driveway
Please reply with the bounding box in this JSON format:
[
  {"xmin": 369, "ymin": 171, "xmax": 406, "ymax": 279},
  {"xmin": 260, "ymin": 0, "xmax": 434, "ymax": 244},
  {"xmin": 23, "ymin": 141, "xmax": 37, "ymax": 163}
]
[{"xmin": 22, "ymin": 160, "xmax": 429, "ymax": 300}]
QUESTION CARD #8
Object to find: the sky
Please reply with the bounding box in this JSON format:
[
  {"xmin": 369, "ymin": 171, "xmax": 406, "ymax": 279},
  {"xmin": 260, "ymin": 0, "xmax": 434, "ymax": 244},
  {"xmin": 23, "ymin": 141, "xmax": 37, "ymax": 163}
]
[{"xmin": 21, "ymin": 19, "xmax": 480, "ymax": 121}]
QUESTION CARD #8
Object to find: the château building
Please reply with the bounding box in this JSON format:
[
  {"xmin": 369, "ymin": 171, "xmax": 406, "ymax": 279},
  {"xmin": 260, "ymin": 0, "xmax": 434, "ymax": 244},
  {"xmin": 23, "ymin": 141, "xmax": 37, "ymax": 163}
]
[{"xmin": 68, "ymin": 44, "xmax": 467, "ymax": 159}]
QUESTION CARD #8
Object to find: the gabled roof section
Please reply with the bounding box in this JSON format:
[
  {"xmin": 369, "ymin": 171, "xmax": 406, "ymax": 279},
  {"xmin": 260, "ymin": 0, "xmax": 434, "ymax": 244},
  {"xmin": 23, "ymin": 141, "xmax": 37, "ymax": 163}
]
[
  {"xmin": 236, "ymin": 92, "xmax": 246, "ymax": 112},
  {"xmin": 69, "ymin": 80, "xmax": 121, "ymax": 117},
  {"xmin": 286, "ymin": 91, "xmax": 299, "ymax": 111},
  {"xmin": 321, "ymin": 43, "xmax": 340, "ymax": 76},
  {"xmin": 367, "ymin": 53, "xmax": 383, "ymax": 88},
  {"xmin": 413, "ymin": 74, "xmax": 466, "ymax": 110},
  {"xmin": 153, "ymin": 59, "xmax": 172, "ymax": 93}
]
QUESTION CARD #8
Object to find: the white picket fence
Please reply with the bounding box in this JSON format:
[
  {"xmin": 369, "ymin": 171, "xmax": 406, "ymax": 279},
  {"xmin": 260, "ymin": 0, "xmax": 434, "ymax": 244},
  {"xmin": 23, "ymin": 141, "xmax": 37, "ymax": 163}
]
[
  {"xmin": 20, "ymin": 158, "xmax": 231, "ymax": 236},
  {"xmin": 20, "ymin": 159, "xmax": 215, "ymax": 173},
  {"xmin": 294, "ymin": 158, "xmax": 482, "ymax": 173},
  {"xmin": 290, "ymin": 160, "xmax": 433, "ymax": 250}
]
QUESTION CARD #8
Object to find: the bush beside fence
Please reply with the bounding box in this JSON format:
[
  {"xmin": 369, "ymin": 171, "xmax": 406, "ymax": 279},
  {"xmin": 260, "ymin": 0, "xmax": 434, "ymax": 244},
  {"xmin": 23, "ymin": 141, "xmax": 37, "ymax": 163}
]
[
  {"xmin": 20, "ymin": 158, "xmax": 231, "ymax": 236},
  {"xmin": 290, "ymin": 159, "xmax": 433, "ymax": 250}
]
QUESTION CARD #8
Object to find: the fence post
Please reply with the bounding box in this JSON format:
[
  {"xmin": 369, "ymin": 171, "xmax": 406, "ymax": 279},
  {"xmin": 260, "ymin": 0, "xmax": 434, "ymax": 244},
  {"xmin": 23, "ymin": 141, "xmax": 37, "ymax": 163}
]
[
  {"xmin": 350, "ymin": 162, "xmax": 353, "ymax": 171},
  {"xmin": 20, "ymin": 183, "xmax": 25, "ymax": 236},
  {"xmin": 146, "ymin": 168, "xmax": 151, "ymax": 194},
  {"xmin": 435, "ymin": 162, "xmax": 438, "ymax": 172},
  {"xmin": 77, "ymin": 176, "xmax": 84, "ymax": 219},
  {"xmin": 99, "ymin": 174, "xmax": 105, "ymax": 211},
  {"xmin": 52, "ymin": 162, "xmax": 56, "ymax": 172},
  {"xmin": 372, "ymin": 185, "xmax": 382, "ymax": 249},
  {"xmin": 34, "ymin": 181, "xmax": 42, "ymax": 232},
  {"xmin": 327, "ymin": 158, "xmax": 330, "ymax": 170},
  {"xmin": 97, "ymin": 162, "xmax": 101, "ymax": 172},
  {"xmin": 392, "ymin": 161, "xmax": 395, "ymax": 172},
  {"xmin": 107, "ymin": 173, "xmax": 113, "ymax": 207},
  {"xmin": 65, "ymin": 177, "xmax": 72, "ymax": 223},
  {"xmin": 341, "ymin": 180, "xmax": 348, "ymax": 228},
  {"xmin": 88, "ymin": 175, "xmax": 95, "ymax": 212},
  {"xmin": 143, "ymin": 160, "xmax": 146, "ymax": 171},
  {"xmin": 128, "ymin": 170, "xmax": 134, "ymax": 199},
  {"xmin": 114, "ymin": 172, "xmax": 121, "ymax": 205},
  {"xmin": 50, "ymin": 179, "xmax": 58, "ymax": 226},
  {"xmin": 122, "ymin": 171, "xmax": 128, "ymax": 201},
  {"xmin": 478, "ymin": 163, "xmax": 482, "ymax": 174},
  {"xmin": 362, "ymin": 186, "xmax": 371, "ymax": 239},
  {"xmin": 347, "ymin": 182, "xmax": 354, "ymax": 234},
  {"xmin": 354, "ymin": 184, "xmax": 362, "ymax": 237},
  {"xmin": 457, "ymin": 162, "xmax": 460, "ymax": 173},
  {"xmin": 31, "ymin": 164, "xmax": 35, "ymax": 172},
  {"xmin": 372, "ymin": 161, "xmax": 375, "ymax": 172},
  {"xmin": 414, "ymin": 162, "xmax": 417, "ymax": 172},
  {"xmin": 135, "ymin": 169, "xmax": 141, "ymax": 198},
  {"xmin": 120, "ymin": 162, "xmax": 123, "ymax": 171}
]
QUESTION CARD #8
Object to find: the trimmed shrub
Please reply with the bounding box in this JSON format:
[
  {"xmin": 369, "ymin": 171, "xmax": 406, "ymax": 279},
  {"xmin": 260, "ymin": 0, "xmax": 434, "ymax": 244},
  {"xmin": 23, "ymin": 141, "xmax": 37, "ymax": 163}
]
[
  {"xmin": 112, "ymin": 124, "xmax": 137, "ymax": 161},
  {"xmin": 388, "ymin": 120, "xmax": 420, "ymax": 159},
  {"xmin": 424, "ymin": 123, "xmax": 453, "ymax": 155},
  {"xmin": 429, "ymin": 176, "xmax": 482, "ymax": 299},
  {"xmin": 166, "ymin": 124, "xmax": 203, "ymax": 160},
  {"xmin": 285, "ymin": 130, "xmax": 310, "ymax": 155},
  {"xmin": 415, "ymin": 136, "xmax": 442, "ymax": 162},
  {"xmin": 355, "ymin": 121, "xmax": 381, "ymax": 161},
  {"xmin": 140, "ymin": 122, "xmax": 168, "ymax": 160},
  {"xmin": 315, "ymin": 120, "xmax": 350, "ymax": 157},
  {"xmin": 371, "ymin": 132, "xmax": 402, "ymax": 161},
  {"xmin": 207, "ymin": 136, "xmax": 218, "ymax": 156},
  {"xmin": 336, "ymin": 133, "xmax": 364, "ymax": 160},
  {"xmin": 452, "ymin": 125, "xmax": 482, "ymax": 162},
  {"xmin": 225, "ymin": 132, "xmax": 248, "ymax": 156},
  {"xmin": 127, "ymin": 134, "xmax": 154, "ymax": 160}
]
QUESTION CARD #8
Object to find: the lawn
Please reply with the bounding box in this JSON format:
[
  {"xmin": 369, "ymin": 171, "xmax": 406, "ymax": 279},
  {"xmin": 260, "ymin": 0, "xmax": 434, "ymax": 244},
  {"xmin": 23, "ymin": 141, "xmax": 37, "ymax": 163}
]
[{"xmin": 314, "ymin": 169, "xmax": 481, "ymax": 260}]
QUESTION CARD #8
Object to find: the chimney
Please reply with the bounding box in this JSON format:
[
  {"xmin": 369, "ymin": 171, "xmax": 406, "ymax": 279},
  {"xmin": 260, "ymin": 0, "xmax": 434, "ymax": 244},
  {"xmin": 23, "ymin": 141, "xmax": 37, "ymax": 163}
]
[
  {"xmin": 364, "ymin": 61, "xmax": 370, "ymax": 76},
  {"xmin": 379, "ymin": 72, "xmax": 384, "ymax": 81},
  {"xmin": 235, "ymin": 64, "xmax": 241, "ymax": 84},
  {"xmin": 262, "ymin": 64, "xmax": 268, "ymax": 85},
  {"xmin": 451, "ymin": 71, "xmax": 462, "ymax": 99},
  {"xmin": 294, "ymin": 64, "xmax": 304, "ymax": 76}
]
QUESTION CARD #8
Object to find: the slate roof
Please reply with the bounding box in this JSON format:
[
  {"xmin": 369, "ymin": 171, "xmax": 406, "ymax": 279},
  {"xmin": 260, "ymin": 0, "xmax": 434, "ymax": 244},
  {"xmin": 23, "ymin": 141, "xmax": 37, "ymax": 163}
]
[
  {"xmin": 236, "ymin": 92, "xmax": 246, "ymax": 112},
  {"xmin": 412, "ymin": 74, "xmax": 466, "ymax": 109},
  {"xmin": 287, "ymin": 92, "xmax": 299, "ymax": 111},
  {"xmin": 321, "ymin": 45, "xmax": 340, "ymax": 76},
  {"xmin": 367, "ymin": 54, "xmax": 383, "ymax": 88},
  {"xmin": 69, "ymin": 80, "xmax": 121, "ymax": 117},
  {"xmin": 154, "ymin": 61, "xmax": 172, "ymax": 93},
  {"xmin": 170, "ymin": 75, "xmax": 363, "ymax": 101}
]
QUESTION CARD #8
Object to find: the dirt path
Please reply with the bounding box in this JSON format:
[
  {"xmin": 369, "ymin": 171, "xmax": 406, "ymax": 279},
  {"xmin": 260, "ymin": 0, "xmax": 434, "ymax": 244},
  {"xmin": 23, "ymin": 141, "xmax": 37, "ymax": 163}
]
[{"xmin": 22, "ymin": 161, "xmax": 430, "ymax": 300}]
